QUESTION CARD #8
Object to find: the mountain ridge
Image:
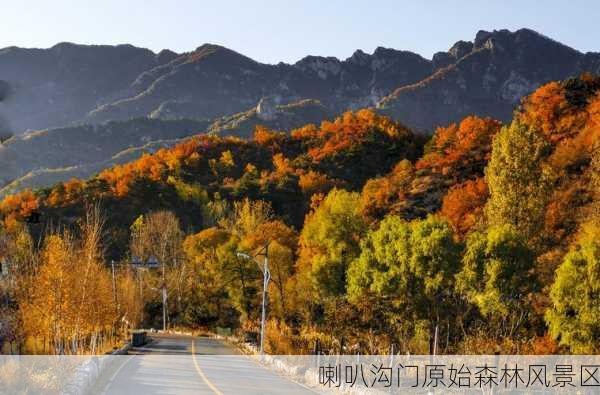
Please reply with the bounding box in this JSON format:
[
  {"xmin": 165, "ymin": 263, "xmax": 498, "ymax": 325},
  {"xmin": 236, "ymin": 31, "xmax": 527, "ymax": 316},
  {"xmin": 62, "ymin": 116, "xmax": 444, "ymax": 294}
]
[
  {"xmin": 84, "ymin": 41, "xmax": 433, "ymax": 125},
  {"xmin": 2, "ymin": 28, "xmax": 598, "ymax": 136},
  {"xmin": 378, "ymin": 28, "xmax": 600, "ymax": 130}
]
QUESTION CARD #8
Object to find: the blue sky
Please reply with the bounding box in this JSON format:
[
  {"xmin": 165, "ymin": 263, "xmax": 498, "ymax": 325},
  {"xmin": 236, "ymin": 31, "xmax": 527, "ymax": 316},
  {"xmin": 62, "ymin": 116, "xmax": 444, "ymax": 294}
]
[{"xmin": 2, "ymin": 1, "xmax": 598, "ymax": 64}]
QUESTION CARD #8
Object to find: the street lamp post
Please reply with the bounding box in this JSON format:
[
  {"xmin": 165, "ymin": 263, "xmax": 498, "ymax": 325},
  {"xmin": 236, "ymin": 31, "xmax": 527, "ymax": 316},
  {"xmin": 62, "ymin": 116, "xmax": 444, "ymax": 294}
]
[{"xmin": 236, "ymin": 243, "xmax": 270, "ymax": 355}]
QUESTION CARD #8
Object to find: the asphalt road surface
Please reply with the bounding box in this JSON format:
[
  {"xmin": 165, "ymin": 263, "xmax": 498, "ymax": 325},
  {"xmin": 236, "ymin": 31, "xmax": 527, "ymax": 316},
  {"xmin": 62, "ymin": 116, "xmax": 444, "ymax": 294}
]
[{"xmin": 97, "ymin": 334, "xmax": 315, "ymax": 394}]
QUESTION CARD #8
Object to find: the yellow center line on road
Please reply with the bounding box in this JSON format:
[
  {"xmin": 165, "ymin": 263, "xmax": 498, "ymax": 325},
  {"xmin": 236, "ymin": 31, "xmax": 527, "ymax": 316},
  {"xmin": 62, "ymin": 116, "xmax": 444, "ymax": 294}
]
[{"xmin": 191, "ymin": 339, "xmax": 224, "ymax": 395}]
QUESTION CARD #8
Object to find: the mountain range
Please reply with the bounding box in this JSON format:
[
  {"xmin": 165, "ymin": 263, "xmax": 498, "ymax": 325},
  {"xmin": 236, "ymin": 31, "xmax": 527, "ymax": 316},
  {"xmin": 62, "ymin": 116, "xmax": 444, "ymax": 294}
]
[{"xmin": 0, "ymin": 27, "xmax": 599, "ymax": 195}]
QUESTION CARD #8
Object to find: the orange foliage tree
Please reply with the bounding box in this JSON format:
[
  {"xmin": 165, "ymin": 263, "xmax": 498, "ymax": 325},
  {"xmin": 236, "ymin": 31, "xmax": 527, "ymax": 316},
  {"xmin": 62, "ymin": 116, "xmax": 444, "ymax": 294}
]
[
  {"xmin": 361, "ymin": 160, "xmax": 414, "ymax": 220},
  {"xmin": 440, "ymin": 177, "xmax": 488, "ymax": 236},
  {"xmin": 416, "ymin": 116, "xmax": 501, "ymax": 175},
  {"xmin": 0, "ymin": 190, "xmax": 40, "ymax": 228},
  {"xmin": 292, "ymin": 109, "xmax": 414, "ymax": 163}
]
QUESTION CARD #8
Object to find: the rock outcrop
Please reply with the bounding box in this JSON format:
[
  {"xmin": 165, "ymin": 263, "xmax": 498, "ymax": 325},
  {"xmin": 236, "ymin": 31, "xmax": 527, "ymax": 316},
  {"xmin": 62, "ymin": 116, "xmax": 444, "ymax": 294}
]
[{"xmin": 256, "ymin": 96, "xmax": 279, "ymax": 121}]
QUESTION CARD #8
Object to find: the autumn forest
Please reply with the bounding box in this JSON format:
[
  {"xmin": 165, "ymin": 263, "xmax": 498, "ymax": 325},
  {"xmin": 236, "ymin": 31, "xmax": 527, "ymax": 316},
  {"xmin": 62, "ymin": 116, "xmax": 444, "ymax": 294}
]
[{"xmin": 1, "ymin": 74, "xmax": 600, "ymax": 355}]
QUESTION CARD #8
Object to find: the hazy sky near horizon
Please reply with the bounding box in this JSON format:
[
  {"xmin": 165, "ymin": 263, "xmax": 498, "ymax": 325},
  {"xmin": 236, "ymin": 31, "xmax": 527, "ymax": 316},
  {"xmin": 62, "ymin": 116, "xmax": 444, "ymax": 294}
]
[{"xmin": 2, "ymin": 1, "xmax": 598, "ymax": 64}]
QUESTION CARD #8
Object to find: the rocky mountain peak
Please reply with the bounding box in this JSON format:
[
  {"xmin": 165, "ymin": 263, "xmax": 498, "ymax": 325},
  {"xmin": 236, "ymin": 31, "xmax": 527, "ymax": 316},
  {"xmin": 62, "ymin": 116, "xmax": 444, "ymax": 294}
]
[
  {"xmin": 433, "ymin": 40, "xmax": 475, "ymax": 70},
  {"xmin": 473, "ymin": 29, "xmax": 494, "ymax": 48},
  {"xmin": 431, "ymin": 52, "xmax": 453, "ymax": 70},
  {"xmin": 295, "ymin": 55, "xmax": 342, "ymax": 78},
  {"xmin": 347, "ymin": 49, "xmax": 370, "ymax": 66},
  {"xmin": 189, "ymin": 43, "xmax": 237, "ymax": 60},
  {"xmin": 156, "ymin": 49, "xmax": 178, "ymax": 64},
  {"xmin": 448, "ymin": 40, "xmax": 473, "ymax": 60},
  {"xmin": 51, "ymin": 41, "xmax": 80, "ymax": 51},
  {"xmin": 193, "ymin": 43, "xmax": 227, "ymax": 54},
  {"xmin": 372, "ymin": 46, "xmax": 396, "ymax": 57},
  {"xmin": 472, "ymin": 28, "xmax": 580, "ymax": 56},
  {"xmin": 182, "ymin": 43, "xmax": 261, "ymax": 71}
]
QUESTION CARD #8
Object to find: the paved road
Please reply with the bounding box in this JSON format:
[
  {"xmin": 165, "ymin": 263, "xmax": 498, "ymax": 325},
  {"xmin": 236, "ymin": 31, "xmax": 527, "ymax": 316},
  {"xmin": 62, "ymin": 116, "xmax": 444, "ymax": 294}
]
[{"xmin": 98, "ymin": 334, "xmax": 315, "ymax": 394}]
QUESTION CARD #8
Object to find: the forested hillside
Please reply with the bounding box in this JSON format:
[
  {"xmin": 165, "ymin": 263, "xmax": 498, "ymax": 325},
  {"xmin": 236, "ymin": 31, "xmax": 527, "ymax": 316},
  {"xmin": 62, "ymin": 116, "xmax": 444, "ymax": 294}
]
[
  {"xmin": 1, "ymin": 75, "xmax": 599, "ymax": 355},
  {"xmin": 0, "ymin": 98, "xmax": 332, "ymax": 196}
]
